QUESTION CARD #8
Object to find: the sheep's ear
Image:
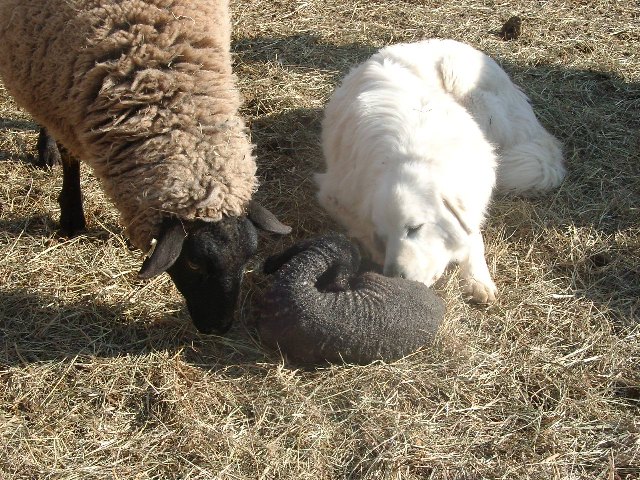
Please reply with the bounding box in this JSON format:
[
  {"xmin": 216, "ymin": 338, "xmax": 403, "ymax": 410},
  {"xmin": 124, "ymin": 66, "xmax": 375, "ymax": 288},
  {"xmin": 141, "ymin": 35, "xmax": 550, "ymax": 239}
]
[
  {"xmin": 248, "ymin": 201, "xmax": 292, "ymax": 235},
  {"xmin": 138, "ymin": 218, "xmax": 187, "ymax": 279}
]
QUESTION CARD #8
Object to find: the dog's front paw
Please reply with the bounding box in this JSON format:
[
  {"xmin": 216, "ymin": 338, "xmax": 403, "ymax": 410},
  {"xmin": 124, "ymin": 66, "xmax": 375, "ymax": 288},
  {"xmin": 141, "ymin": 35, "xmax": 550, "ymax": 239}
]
[{"xmin": 462, "ymin": 277, "xmax": 497, "ymax": 304}]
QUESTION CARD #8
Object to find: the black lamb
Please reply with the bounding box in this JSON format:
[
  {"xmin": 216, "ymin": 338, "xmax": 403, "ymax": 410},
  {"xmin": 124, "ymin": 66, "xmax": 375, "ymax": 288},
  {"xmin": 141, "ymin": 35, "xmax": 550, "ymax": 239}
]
[{"xmin": 254, "ymin": 233, "xmax": 446, "ymax": 365}]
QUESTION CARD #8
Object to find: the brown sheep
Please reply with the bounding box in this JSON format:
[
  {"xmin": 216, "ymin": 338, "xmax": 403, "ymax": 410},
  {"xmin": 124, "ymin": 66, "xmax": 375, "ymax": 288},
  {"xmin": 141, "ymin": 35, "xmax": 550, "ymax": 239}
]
[{"xmin": 0, "ymin": 0, "xmax": 290, "ymax": 333}]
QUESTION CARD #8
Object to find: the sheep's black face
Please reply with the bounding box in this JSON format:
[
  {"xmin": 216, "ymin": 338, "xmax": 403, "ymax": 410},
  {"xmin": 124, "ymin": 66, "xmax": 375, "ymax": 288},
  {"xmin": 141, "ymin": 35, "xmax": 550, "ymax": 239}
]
[
  {"xmin": 167, "ymin": 217, "xmax": 258, "ymax": 334},
  {"xmin": 137, "ymin": 202, "xmax": 291, "ymax": 334}
]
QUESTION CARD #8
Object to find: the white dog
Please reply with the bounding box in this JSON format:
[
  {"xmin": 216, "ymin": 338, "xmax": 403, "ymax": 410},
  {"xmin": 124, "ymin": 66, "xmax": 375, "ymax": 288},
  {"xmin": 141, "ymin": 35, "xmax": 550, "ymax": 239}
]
[{"xmin": 316, "ymin": 39, "xmax": 566, "ymax": 303}]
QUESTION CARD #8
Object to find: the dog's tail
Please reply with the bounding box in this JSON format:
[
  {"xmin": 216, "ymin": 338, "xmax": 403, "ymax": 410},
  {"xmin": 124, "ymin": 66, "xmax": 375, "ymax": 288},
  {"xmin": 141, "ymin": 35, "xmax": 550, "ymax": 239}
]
[{"xmin": 496, "ymin": 135, "xmax": 566, "ymax": 195}]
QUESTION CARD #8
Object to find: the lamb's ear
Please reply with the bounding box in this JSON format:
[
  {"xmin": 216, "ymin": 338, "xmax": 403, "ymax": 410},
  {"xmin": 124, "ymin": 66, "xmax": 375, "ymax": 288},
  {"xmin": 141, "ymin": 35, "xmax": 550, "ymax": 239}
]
[
  {"xmin": 441, "ymin": 196, "xmax": 472, "ymax": 235},
  {"xmin": 248, "ymin": 200, "xmax": 292, "ymax": 235},
  {"xmin": 138, "ymin": 218, "xmax": 187, "ymax": 279}
]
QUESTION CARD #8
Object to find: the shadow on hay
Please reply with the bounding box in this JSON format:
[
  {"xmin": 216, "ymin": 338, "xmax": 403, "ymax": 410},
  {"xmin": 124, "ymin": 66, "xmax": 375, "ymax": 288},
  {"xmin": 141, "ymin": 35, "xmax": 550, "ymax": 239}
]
[
  {"xmin": 491, "ymin": 65, "xmax": 639, "ymax": 328},
  {"xmin": 0, "ymin": 287, "xmax": 266, "ymax": 368},
  {"xmin": 0, "ymin": 117, "xmax": 39, "ymax": 133},
  {"xmin": 0, "ymin": 288, "xmax": 174, "ymax": 364},
  {"xmin": 250, "ymin": 106, "xmax": 323, "ymax": 176},
  {"xmin": 0, "ymin": 215, "xmax": 116, "ymax": 242},
  {"xmin": 0, "ymin": 215, "xmax": 56, "ymax": 236},
  {"xmin": 233, "ymin": 32, "xmax": 376, "ymax": 74},
  {"xmin": 551, "ymin": 236, "xmax": 640, "ymax": 329}
]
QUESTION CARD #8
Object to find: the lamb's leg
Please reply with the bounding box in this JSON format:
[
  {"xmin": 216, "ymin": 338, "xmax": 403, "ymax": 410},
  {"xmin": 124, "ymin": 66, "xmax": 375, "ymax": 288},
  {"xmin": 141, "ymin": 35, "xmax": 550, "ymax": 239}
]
[
  {"xmin": 459, "ymin": 231, "xmax": 497, "ymax": 303},
  {"xmin": 35, "ymin": 127, "xmax": 61, "ymax": 168},
  {"xmin": 58, "ymin": 148, "xmax": 86, "ymax": 236},
  {"xmin": 263, "ymin": 234, "xmax": 359, "ymax": 292},
  {"xmin": 262, "ymin": 240, "xmax": 315, "ymax": 275}
]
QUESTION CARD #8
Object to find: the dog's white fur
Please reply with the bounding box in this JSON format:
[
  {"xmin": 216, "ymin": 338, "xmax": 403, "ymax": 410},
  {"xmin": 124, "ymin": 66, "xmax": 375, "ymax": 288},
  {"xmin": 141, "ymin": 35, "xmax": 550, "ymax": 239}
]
[{"xmin": 316, "ymin": 39, "xmax": 566, "ymax": 302}]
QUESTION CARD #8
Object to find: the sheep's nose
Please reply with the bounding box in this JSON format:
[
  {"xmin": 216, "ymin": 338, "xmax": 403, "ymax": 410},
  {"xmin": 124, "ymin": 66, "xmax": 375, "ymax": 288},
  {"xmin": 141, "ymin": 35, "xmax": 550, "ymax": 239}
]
[{"xmin": 384, "ymin": 263, "xmax": 407, "ymax": 279}]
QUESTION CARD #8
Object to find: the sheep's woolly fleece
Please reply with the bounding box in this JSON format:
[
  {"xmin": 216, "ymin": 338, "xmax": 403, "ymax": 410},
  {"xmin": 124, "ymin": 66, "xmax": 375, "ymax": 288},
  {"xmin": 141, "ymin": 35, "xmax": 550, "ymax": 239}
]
[{"xmin": 0, "ymin": 0, "xmax": 257, "ymax": 250}]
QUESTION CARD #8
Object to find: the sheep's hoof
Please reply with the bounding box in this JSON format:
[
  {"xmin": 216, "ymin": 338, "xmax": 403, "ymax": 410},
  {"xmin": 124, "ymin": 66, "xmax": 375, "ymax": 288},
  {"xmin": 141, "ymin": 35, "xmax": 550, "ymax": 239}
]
[
  {"xmin": 462, "ymin": 277, "xmax": 497, "ymax": 304},
  {"xmin": 59, "ymin": 208, "xmax": 86, "ymax": 237}
]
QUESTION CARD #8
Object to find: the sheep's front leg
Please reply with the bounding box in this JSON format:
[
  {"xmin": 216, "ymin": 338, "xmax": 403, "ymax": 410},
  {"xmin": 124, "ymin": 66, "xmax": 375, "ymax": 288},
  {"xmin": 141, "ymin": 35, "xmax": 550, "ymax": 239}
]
[
  {"xmin": 459, "ymin": 231, "xmax": 497, "ymax": 303},
  {"xmin": 58, "ymin": 148, "xmax": 86, "ymax": 236}
]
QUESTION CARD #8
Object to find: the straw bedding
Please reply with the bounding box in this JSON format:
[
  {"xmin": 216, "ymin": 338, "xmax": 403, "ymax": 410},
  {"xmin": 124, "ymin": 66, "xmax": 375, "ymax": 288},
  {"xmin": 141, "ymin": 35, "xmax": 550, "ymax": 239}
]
[{"xmin": 0, "ymin": 0, "xmax": 638, "ymax": 478}]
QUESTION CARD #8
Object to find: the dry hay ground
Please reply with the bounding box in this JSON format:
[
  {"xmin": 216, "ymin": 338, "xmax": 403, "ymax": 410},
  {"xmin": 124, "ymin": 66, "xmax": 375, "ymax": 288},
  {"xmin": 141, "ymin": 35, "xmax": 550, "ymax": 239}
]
[{"xmin": 0, "ymin": 0, "xmax": 638, "ymax": 478}]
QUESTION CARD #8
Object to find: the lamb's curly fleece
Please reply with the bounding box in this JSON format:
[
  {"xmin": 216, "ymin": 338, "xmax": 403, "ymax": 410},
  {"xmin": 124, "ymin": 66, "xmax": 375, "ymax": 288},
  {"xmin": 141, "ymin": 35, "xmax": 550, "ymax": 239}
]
[
  {"xmin": 0, "ymin": 0, "xmax": 256, "ymax": 250},
  {"xmin": 255, "ymin": 234, "xmax": 445, "ymax": 365}
]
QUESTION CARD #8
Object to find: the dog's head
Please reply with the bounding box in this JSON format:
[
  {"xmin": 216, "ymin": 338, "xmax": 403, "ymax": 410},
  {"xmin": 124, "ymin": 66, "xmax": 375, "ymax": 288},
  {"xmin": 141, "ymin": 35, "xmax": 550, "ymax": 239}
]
[{"xmin": 370, "ymin": 166, "xmax": 471, "ymax": 286}]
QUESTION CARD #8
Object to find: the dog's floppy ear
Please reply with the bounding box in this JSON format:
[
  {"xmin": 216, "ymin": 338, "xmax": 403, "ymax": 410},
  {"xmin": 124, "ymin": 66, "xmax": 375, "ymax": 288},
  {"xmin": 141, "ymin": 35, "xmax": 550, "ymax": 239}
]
[
  {"xmin": 442, "ymin": 196, "xmax": 472, "ymax": 235},
  {"xmin": 138, "ymin": 218, "xmax": 187, "ymax": 279}
]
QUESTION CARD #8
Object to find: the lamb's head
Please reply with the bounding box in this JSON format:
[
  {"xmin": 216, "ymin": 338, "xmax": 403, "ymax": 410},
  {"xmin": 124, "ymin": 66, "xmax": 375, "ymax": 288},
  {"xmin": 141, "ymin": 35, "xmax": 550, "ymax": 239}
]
[
  {"xmin": 371, "ymin": 166, "xmax": 470, "ymax": 286},
  {"xmin": 138, "ymin": 202, "xmax": 291, "ymax": 334}
]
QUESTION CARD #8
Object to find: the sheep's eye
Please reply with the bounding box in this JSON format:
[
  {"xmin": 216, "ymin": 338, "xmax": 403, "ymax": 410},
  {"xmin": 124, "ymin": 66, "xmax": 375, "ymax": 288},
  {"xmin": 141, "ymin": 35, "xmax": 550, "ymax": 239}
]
[
  {"xmin": 406, "ymin": 224, "xmax": 424, "ymax": 237},
  {"xmin": 186, "ymin": 259, "xmax": 202, "ymax": 271}
]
